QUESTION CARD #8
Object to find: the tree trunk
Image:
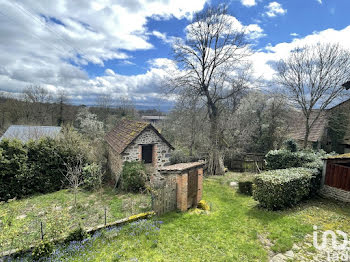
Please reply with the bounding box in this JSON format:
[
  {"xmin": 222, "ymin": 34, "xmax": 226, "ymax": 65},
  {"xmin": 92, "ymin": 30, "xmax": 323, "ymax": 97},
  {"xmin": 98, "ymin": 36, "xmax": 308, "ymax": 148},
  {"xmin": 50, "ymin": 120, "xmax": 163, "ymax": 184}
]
[
  {"xmin": 207, "ymin": 112, "xmax": 225, "ymax": 176},
  {"xmin": 303, "ymin": 117, "xmax": 310, "ymax": 149}
]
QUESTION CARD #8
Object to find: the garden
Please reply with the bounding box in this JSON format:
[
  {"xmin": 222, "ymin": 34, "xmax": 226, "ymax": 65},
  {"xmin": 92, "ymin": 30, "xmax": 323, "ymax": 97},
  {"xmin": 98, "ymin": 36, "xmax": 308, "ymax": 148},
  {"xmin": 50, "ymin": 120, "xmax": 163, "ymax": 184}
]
[
  {"xmin": 2, "ymin": 138, "xmax": 350, "ymax": 261},
  {"xmin": 4, "ymin": 174, "xmax": 350, "ymax": 261}
]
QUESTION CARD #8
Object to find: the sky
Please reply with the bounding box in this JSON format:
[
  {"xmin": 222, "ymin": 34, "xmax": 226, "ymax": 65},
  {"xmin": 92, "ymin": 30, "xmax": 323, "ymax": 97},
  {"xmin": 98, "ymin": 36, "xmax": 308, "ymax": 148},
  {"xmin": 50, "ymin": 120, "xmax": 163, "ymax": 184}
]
[{"xmin": 0, "ymin": 0, "xmax": 350, "ymax": 110}]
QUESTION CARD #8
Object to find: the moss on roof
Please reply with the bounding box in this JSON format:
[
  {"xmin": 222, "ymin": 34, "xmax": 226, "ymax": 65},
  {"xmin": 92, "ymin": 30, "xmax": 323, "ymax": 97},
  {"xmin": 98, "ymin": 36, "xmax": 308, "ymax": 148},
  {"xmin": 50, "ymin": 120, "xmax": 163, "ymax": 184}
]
[{"xmin": 327, "ymin": 153, "xmax": 350, "ymax": 159}]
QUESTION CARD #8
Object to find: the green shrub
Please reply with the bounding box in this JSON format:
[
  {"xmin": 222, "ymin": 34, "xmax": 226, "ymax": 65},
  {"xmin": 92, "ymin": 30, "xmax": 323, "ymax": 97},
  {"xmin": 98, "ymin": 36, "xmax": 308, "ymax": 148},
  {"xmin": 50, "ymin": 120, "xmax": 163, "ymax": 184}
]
[
  {"xmin": 65, "ymin": 226, "xmax": 89, "ymax": 242},
  {"xmin": 121, "ymin": 161, "xmax": 147, "ymax": 192},
  {"xmin": 265, "ymin": 149, "xmax": 329, "ymax": 171},
  {"xmin": 0, "ymin": 139, "xmax": 28, "ymax": 201},
  {"xmin": 253, "ymin": 168, "xmax": 316, "ymax": 210},
  {"xmin": 82, "ymin": 163, "xmax": 104, "ymax": 190},
  {"xmin": 32, "ymin": 240, "xmax": 54, "ymax": 260},
  {"xmin": 0, "ymin": 128, "xmax": 92, "ymax": 201},
  {"xmin": 283, "ymin": 139, "xmax": 298, "ymax": 152},
  {"xmin": 238, "ymin": 181, "xmax": 253, "ymax": 196},
  {"xmin": 170, "ymin": 150, "xmax": 201, "ymax": 165}
]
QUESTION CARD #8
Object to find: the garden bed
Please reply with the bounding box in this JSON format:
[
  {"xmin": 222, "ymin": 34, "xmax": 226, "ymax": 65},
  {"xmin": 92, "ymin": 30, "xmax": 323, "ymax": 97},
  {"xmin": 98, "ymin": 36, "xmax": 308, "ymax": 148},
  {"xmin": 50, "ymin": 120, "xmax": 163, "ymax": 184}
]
[{"xmin": 0, "ymin": 188, "xmax": 151, "ymax": 254}]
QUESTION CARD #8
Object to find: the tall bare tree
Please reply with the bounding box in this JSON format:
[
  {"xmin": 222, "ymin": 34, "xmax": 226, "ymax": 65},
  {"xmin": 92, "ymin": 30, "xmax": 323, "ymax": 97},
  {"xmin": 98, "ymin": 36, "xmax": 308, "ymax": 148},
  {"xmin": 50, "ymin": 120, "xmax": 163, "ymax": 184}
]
[
  {"xmin": 170, "ymin": 5, "xmax": 252, "ymax": 175},
  {"xmin": 56, "ymin": 90, "xmax": 69, "ymax": 126},
  {"xmin": 22, "ymin": 85, "xmax": 53, "ymax": 124},
  {"xmin": 275, "ymin": 43, "xmax": 350, "ymax": 148},
  {"xmin": 96, "ymin": 94, "xmax": 113, "ymax": 123}
]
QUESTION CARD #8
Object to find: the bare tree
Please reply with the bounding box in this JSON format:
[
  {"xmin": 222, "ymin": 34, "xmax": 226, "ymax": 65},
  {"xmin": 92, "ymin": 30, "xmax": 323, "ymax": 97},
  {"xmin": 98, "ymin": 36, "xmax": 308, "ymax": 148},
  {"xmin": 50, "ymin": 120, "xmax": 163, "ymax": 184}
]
[
  {"xmin": 275, "ymin": 43, "xmax": 350, "ymax": 148},
  {"xmin": 170, "ymin": 5, "xmax": 252, "ymax": 175},
  {"xmin": 96, "ymin": 94, "xmax": 113, "ymax": 123},
  {"xmin": 22, "ymin": 85, "xmax": 53, "ymax": 124},
  {"xmin": 56, "ymin": 90, "xmax": 69, "ymax": 126},
  {"xmin": 63, "ymin": 155, "xmax": 85, "ymax": 207},
  {"xmin": 116, "ymin": 96, "xmax": 136, "ymax": 117}
]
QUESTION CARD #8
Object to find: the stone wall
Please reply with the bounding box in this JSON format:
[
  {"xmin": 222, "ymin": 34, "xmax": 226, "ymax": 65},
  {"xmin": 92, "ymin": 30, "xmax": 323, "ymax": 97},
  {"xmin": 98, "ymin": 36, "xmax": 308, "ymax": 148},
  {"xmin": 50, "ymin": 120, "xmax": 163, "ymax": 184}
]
[
  {"xmin": 321, "ymin": 185, "xmax": 350, "ymax": 203},
  {"xmin": 121, "ymin": 127, "xmax": 172, "ymax": 168},
  {"xmin": 108, "ymin": 147, "xmax": 123, "ymax": 184}
]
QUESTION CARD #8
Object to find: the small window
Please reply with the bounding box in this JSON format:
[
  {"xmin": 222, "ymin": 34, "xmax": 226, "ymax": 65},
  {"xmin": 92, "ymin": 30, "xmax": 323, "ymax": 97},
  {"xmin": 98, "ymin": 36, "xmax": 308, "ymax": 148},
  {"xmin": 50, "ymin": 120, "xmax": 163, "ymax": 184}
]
[{"xmin": 142, "ymin": 144, "xmax": 153, "ymax": 164}]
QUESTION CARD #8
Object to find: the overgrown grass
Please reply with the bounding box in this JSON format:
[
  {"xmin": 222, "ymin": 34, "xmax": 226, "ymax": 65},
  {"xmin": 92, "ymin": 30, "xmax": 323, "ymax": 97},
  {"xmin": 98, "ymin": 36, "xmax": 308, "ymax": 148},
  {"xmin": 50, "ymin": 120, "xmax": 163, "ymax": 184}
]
[
  {"xmin": 0, "ymin": 188, "xmax": 151, "ymax": 253},
  {"xmin": 5, "ymin": 173, "xmax": 350, "ymax": 261}
]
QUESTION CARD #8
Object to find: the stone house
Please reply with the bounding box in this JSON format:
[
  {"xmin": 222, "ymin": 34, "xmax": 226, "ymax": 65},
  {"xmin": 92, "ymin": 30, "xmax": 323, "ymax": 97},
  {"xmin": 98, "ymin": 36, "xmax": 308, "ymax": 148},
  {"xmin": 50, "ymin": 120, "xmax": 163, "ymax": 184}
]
[
  {"xmin": 288, "ymin": 98, "xmax": 350, "ymax": 153},
  {"xmin": 105, "ymin": 119, "xmax": 174, "ymax": 183}
]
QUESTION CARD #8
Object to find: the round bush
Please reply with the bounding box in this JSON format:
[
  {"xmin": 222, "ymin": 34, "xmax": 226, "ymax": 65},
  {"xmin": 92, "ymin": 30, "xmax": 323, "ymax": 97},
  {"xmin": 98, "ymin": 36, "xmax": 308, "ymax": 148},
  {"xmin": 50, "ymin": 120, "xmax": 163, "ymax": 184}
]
[
  {"xmin": 121, "ymin": 161, "xmax": 148, "ymax": 192},
  {"xmin": 82, "ymin": 163, "xmax": 104, "ymax": 190}
]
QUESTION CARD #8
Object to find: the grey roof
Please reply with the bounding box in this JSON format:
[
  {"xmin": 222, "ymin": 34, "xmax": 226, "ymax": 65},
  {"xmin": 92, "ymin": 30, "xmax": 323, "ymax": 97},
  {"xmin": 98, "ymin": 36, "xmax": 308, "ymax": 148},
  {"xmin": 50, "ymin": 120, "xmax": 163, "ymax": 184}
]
[
  {"xmin": 141, "ymin": 116, "xmax": 167, "ymax": 120},
  {"xmin": 0, "ymin": 125, "xmax": 62, "ymax": 142}
]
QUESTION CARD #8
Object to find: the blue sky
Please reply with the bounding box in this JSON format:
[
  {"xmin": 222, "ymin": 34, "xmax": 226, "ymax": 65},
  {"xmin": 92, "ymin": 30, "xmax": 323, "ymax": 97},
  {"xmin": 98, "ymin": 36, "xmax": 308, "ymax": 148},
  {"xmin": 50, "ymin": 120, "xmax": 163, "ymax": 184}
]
[{"xmin": 0, "ymin": 0, "xmax": 350, "ymax": 110}]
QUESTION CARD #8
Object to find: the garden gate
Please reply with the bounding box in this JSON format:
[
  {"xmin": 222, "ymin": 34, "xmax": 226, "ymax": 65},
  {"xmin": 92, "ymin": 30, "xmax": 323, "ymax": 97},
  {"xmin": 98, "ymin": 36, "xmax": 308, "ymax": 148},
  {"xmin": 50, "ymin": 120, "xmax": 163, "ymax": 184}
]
[{"xmin": 151, "ymin": 175, "xmax": 177, "ymax": 215}]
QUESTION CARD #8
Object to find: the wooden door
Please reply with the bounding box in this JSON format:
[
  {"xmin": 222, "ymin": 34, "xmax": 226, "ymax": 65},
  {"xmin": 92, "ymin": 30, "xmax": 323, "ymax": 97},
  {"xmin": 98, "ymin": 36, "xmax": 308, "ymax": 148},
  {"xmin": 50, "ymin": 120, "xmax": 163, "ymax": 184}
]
[{"xmin": 187, "ymin": 170, "xmax": 198, "ymax": 208}]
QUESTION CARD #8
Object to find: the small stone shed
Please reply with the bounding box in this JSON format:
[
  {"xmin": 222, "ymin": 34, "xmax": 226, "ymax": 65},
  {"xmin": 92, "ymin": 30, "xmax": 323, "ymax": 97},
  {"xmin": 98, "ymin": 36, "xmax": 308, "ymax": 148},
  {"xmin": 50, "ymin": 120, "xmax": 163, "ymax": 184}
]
[
  {"xmin": 321, "ymin": 153, "xmax": 350, "ymax": 202},
  {"xmin": 159, "ymin": 162, "xmax": 204, "ymax": 212},
  {"xmin": 105, "ymin": 119, "xmax": 174, "ymax": 182}
]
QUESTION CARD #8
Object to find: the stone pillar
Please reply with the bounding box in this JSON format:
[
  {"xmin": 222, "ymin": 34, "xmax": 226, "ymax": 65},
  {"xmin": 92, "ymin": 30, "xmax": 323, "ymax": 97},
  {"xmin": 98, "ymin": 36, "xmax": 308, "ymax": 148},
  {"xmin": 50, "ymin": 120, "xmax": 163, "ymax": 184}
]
[
  {"xmin": 176, "ymin": 172, "xmax": 188, "ymax": 212},
  {"xmin": 152, "ymin": 144, "xmax": 158, "ymax": 168},
  {"xmin": 196, "ymin": 167, "xmax": 203, "ymax": 205}
]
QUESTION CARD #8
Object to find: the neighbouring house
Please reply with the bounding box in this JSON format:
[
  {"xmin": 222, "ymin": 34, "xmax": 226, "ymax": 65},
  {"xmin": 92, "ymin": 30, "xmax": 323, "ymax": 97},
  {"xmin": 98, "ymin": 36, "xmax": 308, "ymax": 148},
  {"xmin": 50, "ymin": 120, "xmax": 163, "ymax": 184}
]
[
  {"xmin": 0, "ymin": 125, "xmax": 62, "ymax": 142},
  {"xmin": 105, "ymin": 119, "xmax": 174, "ymax": 183},
  {"xmin": 321, "ymin": 153, "xmax": 350, "ymax": 202},
  {"xmin": 288, "ymin": 98, "xmax": 350, "ymax": 153},
  {"xmin": 141, "ymin": 115, "xmax": 167, "ymax": 124}
]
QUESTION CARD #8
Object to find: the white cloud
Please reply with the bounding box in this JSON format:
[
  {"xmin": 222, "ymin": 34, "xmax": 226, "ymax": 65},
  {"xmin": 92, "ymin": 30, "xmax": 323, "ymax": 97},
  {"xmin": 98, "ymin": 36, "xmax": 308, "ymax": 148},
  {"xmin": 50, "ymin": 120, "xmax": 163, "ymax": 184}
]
[
  {"xmin": 316, "ymin": 0, "xmax": 322, "ymax": 4},
  {"xmin": 264, "ymin": 2, "xmax": 287, "ymax": 17},
  {"xmin": 290, "ymin": 33, "xmax": 299, "ymax": 37},
  {"xmin": 250, "ymin": 25, "xmax": 350, "ymax": 81},
  {"xmin": 0, "ymin": 0, "xmax": 207, "ymax": 106},
  {"xmin": 241, "ymin": 0, "xmax": 257, "ymax": 7}
]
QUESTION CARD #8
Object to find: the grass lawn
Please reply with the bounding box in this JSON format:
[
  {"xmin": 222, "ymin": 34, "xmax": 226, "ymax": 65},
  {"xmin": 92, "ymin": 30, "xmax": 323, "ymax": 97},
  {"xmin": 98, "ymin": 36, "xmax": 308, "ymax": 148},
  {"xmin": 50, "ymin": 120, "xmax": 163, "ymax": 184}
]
[
  {"xmin": 0, "ymin": 188, "xmax": 151, "ymax": 253},
  {"xmin": 13, "ymin": 172, "xmax": 350, "ymax": 262}
]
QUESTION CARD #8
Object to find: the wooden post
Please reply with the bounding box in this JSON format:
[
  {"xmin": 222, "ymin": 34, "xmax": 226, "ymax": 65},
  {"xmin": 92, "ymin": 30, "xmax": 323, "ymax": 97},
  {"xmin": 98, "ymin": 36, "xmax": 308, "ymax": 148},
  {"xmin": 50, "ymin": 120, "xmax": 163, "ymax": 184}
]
[
  {"xmin": 104, "ymin": 207, "xmax": 107, "ymax": 226},
  {"xmin": 40, "ymin": 221, "xmax": 44, "ymax": 240}
]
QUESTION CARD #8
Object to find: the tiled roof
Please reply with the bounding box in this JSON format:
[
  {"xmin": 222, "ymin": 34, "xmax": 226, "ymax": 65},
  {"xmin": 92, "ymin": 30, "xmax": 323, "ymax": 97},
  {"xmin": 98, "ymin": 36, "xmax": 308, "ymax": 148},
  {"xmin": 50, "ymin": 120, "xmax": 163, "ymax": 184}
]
[
  {"xmin": 0, "ymin": 125, "xmax": 62, "ymax": 142},
  {"xmin": 105, "ymin": 119, "xmax": 174, "ymax": 154},
  {"xmin": 159, "ymin": 162, "xmax": 204, "ymax": 173},
  {"xmin": 288, "ymin": 111, "xmax": 327, "ymax": 142}
]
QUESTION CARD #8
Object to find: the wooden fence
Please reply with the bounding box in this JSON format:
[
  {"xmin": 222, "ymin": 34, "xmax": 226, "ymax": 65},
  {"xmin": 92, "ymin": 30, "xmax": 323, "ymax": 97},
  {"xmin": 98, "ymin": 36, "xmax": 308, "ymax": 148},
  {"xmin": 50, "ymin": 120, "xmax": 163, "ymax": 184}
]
[
  {"xmin": 151, "ymin": 176, "xmax": 177, "ymax": 215},
  {"xmin": 225, "ymin": 153, "xmax": 265, "ymax": 173},
  {"xmin": 325, "ymin": 163, "xmax": 350, "ymax": 191}
]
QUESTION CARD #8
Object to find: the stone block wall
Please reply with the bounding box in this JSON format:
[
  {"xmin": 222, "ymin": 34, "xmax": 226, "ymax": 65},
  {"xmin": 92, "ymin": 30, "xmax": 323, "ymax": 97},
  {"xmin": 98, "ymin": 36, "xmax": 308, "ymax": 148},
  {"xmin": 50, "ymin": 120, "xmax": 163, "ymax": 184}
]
[
  {"xmin": 321, "ymin": 185, "xmax": 350, "ymax": 203},
  {"xmin": 121, "ymin": 127, "xmax": 172, "ymax": 168},
  {"xmin": 108, "ymin": 147, "xmax": 123, "ymax": 184}
]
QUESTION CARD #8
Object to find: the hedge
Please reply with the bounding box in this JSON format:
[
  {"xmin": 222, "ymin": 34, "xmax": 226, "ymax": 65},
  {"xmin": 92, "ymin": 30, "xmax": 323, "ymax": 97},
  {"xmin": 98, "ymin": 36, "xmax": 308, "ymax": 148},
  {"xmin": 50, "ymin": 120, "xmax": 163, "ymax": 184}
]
[
  {"xmin": 265, "ymin": 149, "xmax": 328, "ymax": 170},
  {"xmin": 0, "ymin": 133, "xmax": 98, "ymax": 201},
  {"xmin": 253, "ymin": 168, "xmax": 319, "ymax": 210}
]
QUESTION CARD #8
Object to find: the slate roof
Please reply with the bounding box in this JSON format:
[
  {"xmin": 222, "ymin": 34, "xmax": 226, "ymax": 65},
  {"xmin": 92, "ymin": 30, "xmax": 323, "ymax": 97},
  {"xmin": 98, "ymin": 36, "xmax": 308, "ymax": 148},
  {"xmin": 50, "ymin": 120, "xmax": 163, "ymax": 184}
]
[
  {"xmin": 141, "ymin": 115, "xmax": 167, "ymax": 121},
  {"xmin": 105, "ymin": 119, "xmax": 174, "ymax": 154},
  {"xmin": 288, "ymin": 111, "xmax": 328, "ymax": 143},
  {"xmin": 0, "ymin": 125, "xmax": 62, "ymax": 142}
]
